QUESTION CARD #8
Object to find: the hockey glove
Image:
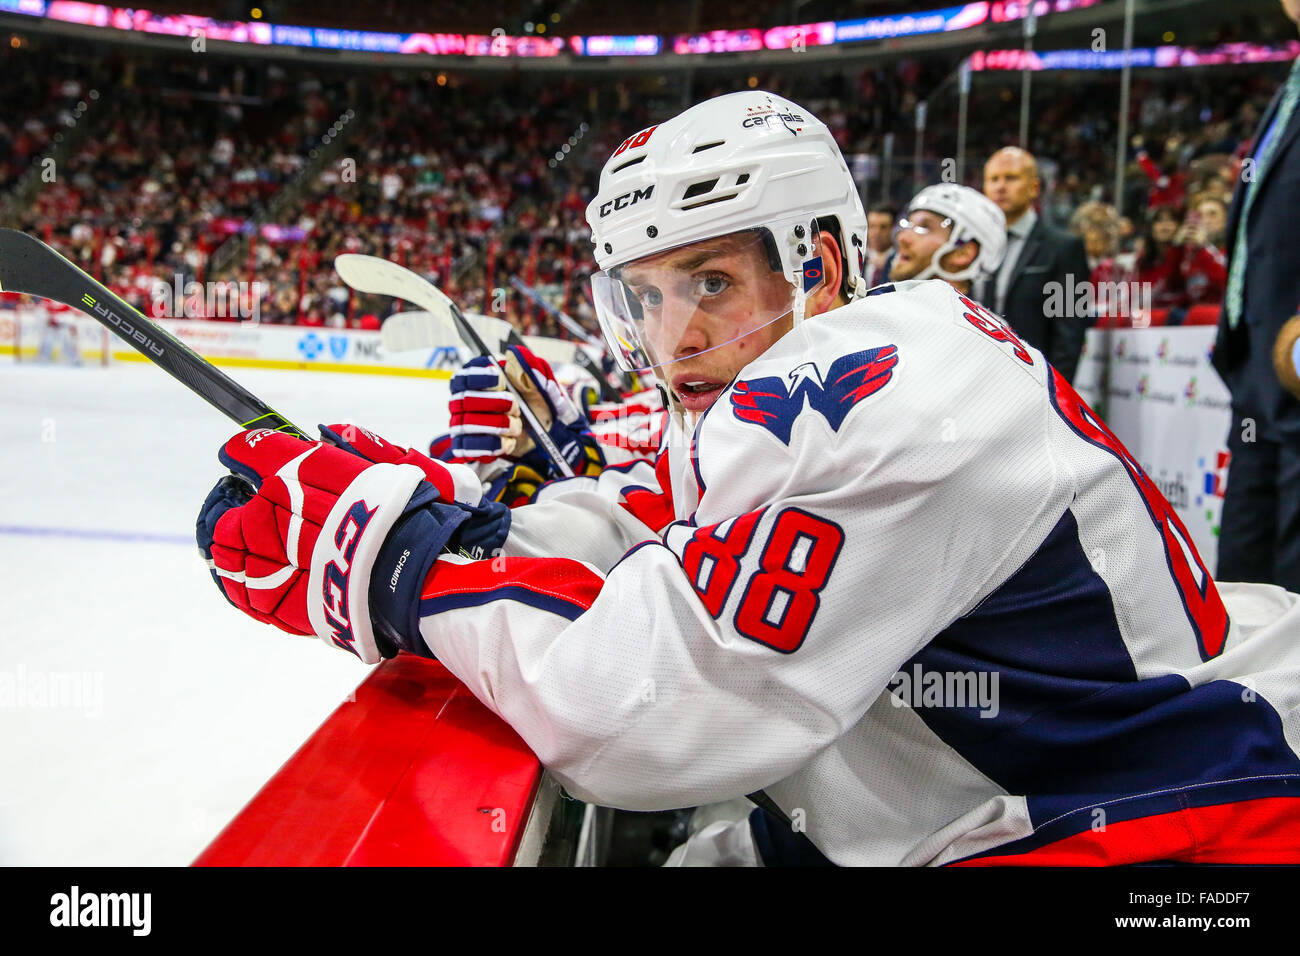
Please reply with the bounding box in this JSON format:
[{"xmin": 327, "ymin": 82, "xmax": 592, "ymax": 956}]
[
  {"xmin": 196, "ymin": 427, "xmax": 510, "ymax": 664},
  {"xmin": 446, "ymin": 345, "xmax": 604, "ymax": 501},
  {"xmin": 318, "ymin": 422, "xmax": 511, "ymax": 560},
  {"xmin": 446, "ymin": 355, "xmax": 522, "ymax": 463}
]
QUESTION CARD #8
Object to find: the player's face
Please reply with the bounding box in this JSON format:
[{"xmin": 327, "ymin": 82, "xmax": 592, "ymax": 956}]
[
  {"xmin": 621, "ymin": 235, "xmax": 797, "ymax": 414},
  {"xmin": 889, "ymin": 210, "xmax": 951, "ymax": 280}
]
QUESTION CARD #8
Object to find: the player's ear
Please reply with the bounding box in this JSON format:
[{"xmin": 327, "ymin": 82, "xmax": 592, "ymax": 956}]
[{"xmin": 809, "ymin": 229, "xmax": 844, "ymax": 316}]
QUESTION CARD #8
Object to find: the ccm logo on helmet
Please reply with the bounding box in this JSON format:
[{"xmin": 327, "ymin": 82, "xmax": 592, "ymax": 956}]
[{"xmin": 599, "ymin": 185, "xmax": 654, "ymax": 218}]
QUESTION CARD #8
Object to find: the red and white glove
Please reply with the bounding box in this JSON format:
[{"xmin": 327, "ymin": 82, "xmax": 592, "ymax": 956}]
[
  {"xmin": 446, "ymin": 355, "xmax": 522, "ymax": 465},
  {"xmin": 444, "ymin": 346, "xmax": 605, "ymax": 499},
  {"xmin": 196, "ymin": 425, "xmax": 509, "ymax": 664},
  {"xmin": 320, "ymin": 422, "xmax": 485, "ymax": 505}
]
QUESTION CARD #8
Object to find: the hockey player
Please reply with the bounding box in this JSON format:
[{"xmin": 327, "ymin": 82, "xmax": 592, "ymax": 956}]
[
  {"xmin": 442, "ymin": 182, "xmax": 1006, "ymax": 500},
  {"xmin": 888, "ymin": 184, "xmax": 1006, "ymax": 299},
  {"xmin": 198, "ymin": 91, "xmax": 1300, "ymax": 865}
]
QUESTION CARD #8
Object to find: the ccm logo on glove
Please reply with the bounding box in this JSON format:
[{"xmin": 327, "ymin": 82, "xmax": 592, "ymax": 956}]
[
  {"xmin": 320, "ymin": 499, "xmax": 379, "ymax": 655},
  {"xmin": 198, "ymin": 426, "xmax": 513, "ymax": 664},
  {"xmin": 245, "ymin": 428, "xmax": 276, "ymax": 449}
]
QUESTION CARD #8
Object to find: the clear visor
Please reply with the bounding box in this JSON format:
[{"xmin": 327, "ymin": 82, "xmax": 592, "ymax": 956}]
[
  {"xmin": 590, "ymin": 220, "xmax": 825, "ymax": 373},
  {"xmin": 892, "ymin": 212, "xmax": 953, "ymax": 243}
]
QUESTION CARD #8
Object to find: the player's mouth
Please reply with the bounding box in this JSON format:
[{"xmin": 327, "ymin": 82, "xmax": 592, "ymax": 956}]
[{"xmin": 671, "ymin": 375, "xmax": 727, "ymax": 412}]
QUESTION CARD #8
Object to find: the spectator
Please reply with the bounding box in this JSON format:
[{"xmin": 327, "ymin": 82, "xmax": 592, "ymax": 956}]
[
  {"xmin": 1177, "ymin": 195, "xmax": 1229, "ymax": 306},
  {"xmin": 1069, "ymin": 201, "xmax": 1124, "ymax": 272},
  {"xmin": 1136, "ymin": 140, "xmax": 1189, "ymax": 210},
  {"xmin": 1069, "ymin": 202, "xmax": 1136, "ymax": 324},
  {"xmin": 979, "ymin": 146, "xmax": 1092, "ymax": 382},
  {"xmin": 1134, "ymin": 205, "xmax": 1188, "ymax": 311}
]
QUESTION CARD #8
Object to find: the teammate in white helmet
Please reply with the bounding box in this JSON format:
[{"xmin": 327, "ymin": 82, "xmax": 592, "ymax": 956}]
[
  {"xmin": 888, "ymin": 184, "xmax": 1006, "ymax": 297},
  {"xmin": 200, "ymin": 91, "xmax": 1300, "ymax": 867}
]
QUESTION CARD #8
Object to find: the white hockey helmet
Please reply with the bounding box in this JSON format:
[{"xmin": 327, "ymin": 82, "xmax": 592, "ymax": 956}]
[
  {"xmin": 901, "ymin": 184, "xmax": 1006, "ymax": 283},
  {"xmin": 586, "ymin": 90, "xmax": 869, "ymax": 373}
]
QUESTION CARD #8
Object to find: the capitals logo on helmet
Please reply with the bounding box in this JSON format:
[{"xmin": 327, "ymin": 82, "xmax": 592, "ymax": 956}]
[{"xmin": 585, "ymin": 90, "xmax": 870, "ymax": 300}]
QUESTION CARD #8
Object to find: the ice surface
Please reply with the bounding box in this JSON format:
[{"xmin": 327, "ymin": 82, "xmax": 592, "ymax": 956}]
[{"xmin": 0, "ymin": 359, "xmax": 453, "ymax": 865}]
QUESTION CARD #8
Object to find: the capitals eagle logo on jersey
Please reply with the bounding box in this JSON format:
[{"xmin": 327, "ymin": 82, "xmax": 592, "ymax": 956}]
[{"xmin": 730, "ymin": 344, "xmax": 899, "ymax": 445}]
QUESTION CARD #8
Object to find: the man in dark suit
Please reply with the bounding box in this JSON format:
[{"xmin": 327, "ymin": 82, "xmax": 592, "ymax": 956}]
[
  {"xmin": 979, "ymin": 147, "xmax": 1092, "ymax": 382},
  {"xmin": 864, "ymin": 204, "xmax": 896, "ymax": 288},
  {"xmin": 1211, "ymin": 6, "xmax": 1300, "ymax": 592}
]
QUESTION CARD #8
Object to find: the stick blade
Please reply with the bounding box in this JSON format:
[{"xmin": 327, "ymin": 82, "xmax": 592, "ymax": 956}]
[
  {"xmin": 334, "ymin": 254, "xmax": 515, "ymax": 352},
  {"xmin": 380, "ymin": 311, "xmax": 460, "ymax": 352},
  {"xmin": 334, "ymin": 254, "xmax": 452, "ymax": 309},
  {"xmin": 380, "ymin": 310, "xmax": 515, "ymax": 353},
  {"xmin": 0, "ymin": 228, "xmax": 64, "ymax": 299}
]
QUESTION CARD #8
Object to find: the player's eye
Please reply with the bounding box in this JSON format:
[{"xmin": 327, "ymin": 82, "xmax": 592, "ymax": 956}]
[
  {"xmin": 695, "ymin": 273, "xmax": 729, "ymax": 297},
  {"xmin": 633, "ymin": 286, "xmax": 663, "ymax": 308}
]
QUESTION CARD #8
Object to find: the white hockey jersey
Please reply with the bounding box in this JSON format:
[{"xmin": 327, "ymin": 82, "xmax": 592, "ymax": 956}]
[
  {"xmin": 585, "ymin": 390, "xmax": 667, "ymax": 465},
  {"xmin": 415, "ymin": 279, "xmax": 1300, "ymax": 865}
]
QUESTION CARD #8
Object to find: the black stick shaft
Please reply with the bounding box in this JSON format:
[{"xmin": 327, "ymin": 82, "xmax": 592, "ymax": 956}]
[{"xmin": 0, "ymin": 229, "xmax": 309, "ymax": 440}]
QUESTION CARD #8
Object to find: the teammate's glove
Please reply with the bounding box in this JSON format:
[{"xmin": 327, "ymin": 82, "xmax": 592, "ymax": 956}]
[
  {"xmin": 196, "ymin": 427, "xmax": 510, "ymax": 664},
  {"xmin": 446, "ymin": 356, "xmax": 522, "ymax": 465},
  {"xmin": 446, "ymin": 345, "xmax": 604, "ymax": 501}
]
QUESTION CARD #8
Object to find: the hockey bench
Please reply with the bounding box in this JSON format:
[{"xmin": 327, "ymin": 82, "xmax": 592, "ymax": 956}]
[{"xmin": 193, "ymin": 655, "xmax": 576, "ymax": 866}]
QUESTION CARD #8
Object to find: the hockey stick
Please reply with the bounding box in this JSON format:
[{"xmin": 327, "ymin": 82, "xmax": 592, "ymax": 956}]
[
  {"xmin": 333, "ymin": 254, "xmax": 575, "ymax": 478},
  {"xmin": 509, "ymin": 276, "xmax": 602, "ymax": 346},
  {"xmin": 0, "ymin": 229, "xmax": 309, "ymax": 440},
  {"xmin": 508, "ymin": 277, "xmax": 631, "ymax": 401},
  {"xmin": 381, "ymin": 307, "xmax": 625, "ymax": 408},
  {"xmin": 378, "ymin": 309, "xmax": 519, "ymax": 355}
]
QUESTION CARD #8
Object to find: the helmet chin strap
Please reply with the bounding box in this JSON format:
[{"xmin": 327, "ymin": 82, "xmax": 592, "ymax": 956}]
[
  {"xmin": 913, "ymin": 238, "xmax": 978, "ymax": 283},
  {"xmin": 790, "ymin": 288, "xmax": 809, "ymax": 328}
]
